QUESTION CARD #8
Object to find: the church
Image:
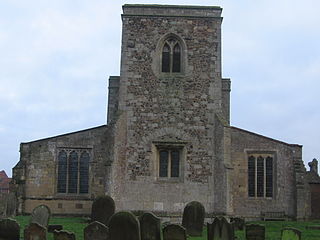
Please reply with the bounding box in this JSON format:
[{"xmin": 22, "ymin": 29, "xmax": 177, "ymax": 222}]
[{"xmin": 12, "ymin": 4, "xmax": 312, "ymax": 220}]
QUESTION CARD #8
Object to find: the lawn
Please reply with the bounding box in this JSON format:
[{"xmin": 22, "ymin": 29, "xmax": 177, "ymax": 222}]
[{"xmin": 14, "ymin": 216, "xmax": 320, "ymax": 240}]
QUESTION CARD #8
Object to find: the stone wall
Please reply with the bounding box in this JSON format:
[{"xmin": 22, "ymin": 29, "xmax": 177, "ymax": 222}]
[
  {"xmin": 229, "ymin": 126, "xmax": 307, "ymax": 219},
  {"xmin": 112, "ymin": 4, "xmax": 227, "ymax": 214},
  {"xmin": 13, "ymin": 125, "xmax": 112, "ymax": 215}
]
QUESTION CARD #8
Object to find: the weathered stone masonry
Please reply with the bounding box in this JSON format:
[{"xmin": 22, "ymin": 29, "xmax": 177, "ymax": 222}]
[{"xmin": 12, "ymin": 4, "xmax": 312, "ymax": 220}]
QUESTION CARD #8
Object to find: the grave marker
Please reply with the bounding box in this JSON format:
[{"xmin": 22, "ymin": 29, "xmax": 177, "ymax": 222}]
[
  {"xmin": 53, "ymin": 230, "xmax": 76, "ymax": 240},
  {"xmin": 91, "ymin": 195, "xmax": 115, "ymax": 226},
  {"xmin": 281, "ymin": 227, "xmax": 301, "ymax": 240},
  {"xmin": 30, "ymin": 205, "xmax": 51, "ymax": 228},
  {"xmin": 139, "ymin": 212, "xmax": 161, "ymax": 240},
  {"xmin": 84, "ymin": 221, "xmax": 109, "ymax": 240},
  {"xmin": 24, "ymin": 222, "xmax": 47, "ymax": 240},
  {"xmin": 0, "ymin": 218, "xmax": 20, "ymax": 240},
  {"xmin": 163, "ymin": 224, "xmax": 186, "ymax": 240},
  {"xmin": 246, "ymin": 224, "xmax": 265, "ymax": 240},
  {"xmin": 182, "ymin": 201, "xmax": 205, "ymax": 236},
  {"xmin": 109, "ymin": 211, "xmax": 140, "ymax": 240}
]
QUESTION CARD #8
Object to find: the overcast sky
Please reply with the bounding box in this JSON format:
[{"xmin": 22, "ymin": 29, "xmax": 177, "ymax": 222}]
[{"xmin": 1, "ymin": 0, "xmax": 319, "ymax": 177}]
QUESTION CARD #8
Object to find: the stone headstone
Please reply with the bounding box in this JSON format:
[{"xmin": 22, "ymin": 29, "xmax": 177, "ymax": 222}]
[
  {"xmin": 4, "ymin": 193, "xmax": 16, "ymax": 217},
  {"xmin": 163, "ymin": 224, "xmax": 186, "ymax": 240},
  {"xmin": 246, "ymin": 224, "xmax": 265, "ymax": 240},
  {"xmin": 84, "ymin": 221, "xmax": 109, "ymax": 240},
  {"xmin": 0, "ymin": 218, "xmax": 20, "ymax": 240},
  {"xmin": 182, "ymin": 201, "xmax": 205, "ymax": 236},
  {"xmin": 207, "ymin": 217, "xmax": 234, "ymax": 240},
  {"xmin": 30, "ymin": 205, "xmax": 51, "ymax": 228},
  {"xmin": 281, "ymin": 228, "xmax": 301, "ymax": 240},
  {"xmin": 53, "ymin": 230, "xmax": 76, "ymax": 240},
  {"xmin": 91, "ymin": 195, "xmax": 115, "ymax": 226},
  {"xmin": 220, "ymin": 217, "xmax": 234, "ymax": 240},
  {"xmin": 139, "ymin": 212, "xmax": 161, "ymax": 240},
  {"xmin": 230, "ymin": 217, "xmax": 245, "ymax": 231},
  {"xmin": 109, "ymin": 211, "xmax": 140, "ymax": 240},
  {"xmin": 24, "ymin": 222, "xmax": 47, "ymax": 240}
]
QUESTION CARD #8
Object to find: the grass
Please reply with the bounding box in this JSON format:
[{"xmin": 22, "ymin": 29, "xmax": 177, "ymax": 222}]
[{"xmin": 14, "ymin": 216, "xmax": 320, "ymax": 240}]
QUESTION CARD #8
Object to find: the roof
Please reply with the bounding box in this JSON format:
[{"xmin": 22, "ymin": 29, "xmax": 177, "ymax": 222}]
[
  {"xmin": 229, "ymin": 126, "xmax": 302, "ymax": 147},
  {"xmin": 21, "ymin": 124, "xmax": 107, "ymax": 144},
  {"xmin": 0, "ymin": 170, "xmax": 11, "ymax": 189}
]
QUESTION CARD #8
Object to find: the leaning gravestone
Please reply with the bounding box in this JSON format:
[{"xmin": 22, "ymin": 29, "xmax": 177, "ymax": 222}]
[
  {"xmin": 0, "ymin": 218, "xmax": 20, "ymax": 240},
  {"xmin": 163, "ymin": 224, "xmax": 187, "ymax": 240},
  {"xmin": 246, "ymin": 224, "xmax": 265, "ymax": 240},
  {"xmin": 30, "ymin": 205, "xmax": 51, "ymax": 228},
  {"xmin": 4, "ymin": 193, "xmax": 16, "ymax": 217},
  {"xmin": 91, "ymin": 195, "xmax": 115, "ymax": 226},
  {"xmin": 281, "ymin": 227, "xmax": 301, "ymax": 240},
  {"xmin": 53, "ymin": 230, "xmax": 76, "ymax": 240},
  {"xmin": 139, "ymin": 212, "xmax": 161, "ymax": 240},
  {"xmin": 84, "ymin": 221, "xmax": 109, "ymax": 240},
  {"xmin": 109, "ymin": 211, "xmax": 140, "ymax": 240},
  {"xmin": 182, "ymin": 201, "xmax": 205, "ymax": 236},
  {"xmin": 24, "ymin": 222, "xmax": 47, "ymax": 240}
]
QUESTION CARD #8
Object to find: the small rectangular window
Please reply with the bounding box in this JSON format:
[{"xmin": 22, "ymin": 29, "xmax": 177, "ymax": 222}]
[{"xmin": 158, "ymin": 148, "xmax": 181, "ymax": 178}]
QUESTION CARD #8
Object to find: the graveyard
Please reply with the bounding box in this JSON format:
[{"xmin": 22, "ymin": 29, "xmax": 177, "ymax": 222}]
[{"xmin": 1, "ymin": 196, "xmax": 320, "ymax": 239}]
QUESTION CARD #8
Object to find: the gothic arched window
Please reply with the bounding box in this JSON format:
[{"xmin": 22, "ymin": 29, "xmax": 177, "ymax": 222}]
[
  {"xmin": 57, "ymin": 149, "xmax": 90, "ymax": 195},
  {"xmin": 161, "ymin": 38, "xmax": 181, "ymax": 73}
]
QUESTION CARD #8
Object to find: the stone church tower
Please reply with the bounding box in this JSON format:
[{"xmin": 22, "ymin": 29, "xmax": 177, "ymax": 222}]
[
  {"xmin": 12, "ymin": 4, "xmax": 312, "ymax": 220},
  {"xmin": 110, "ymin": 4, "xmax": 232, "ymax": 214}
]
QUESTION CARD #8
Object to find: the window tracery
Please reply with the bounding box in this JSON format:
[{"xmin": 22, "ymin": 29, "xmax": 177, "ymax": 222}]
[
  {"xmin": 161, "ymin": 37, "xmax": 181, "ymax": 73},
  {"xmin": 57, "ymin": 148, "xmax": 90, "ymax": 194}
]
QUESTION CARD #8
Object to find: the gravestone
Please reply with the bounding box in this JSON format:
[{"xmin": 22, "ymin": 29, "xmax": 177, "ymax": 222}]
[
  {"xmin": 0, "ymin": 218, "xmax": 20, "ymax": 240},
  {"xmin": 24, "ymin": 222, "xmax": 47, "ymax": 240},
  {"xmin": 182, "ymin": 201, "xmax": 205, "ymax": 236},
  {"xmin": 53, "ymin": 230, "xmax": 76, "ymax": 240},
  {"xmin": 163, "ymin": 224, "xmax": 186, "ymax": 240},
  {"xmin": 246, "ymin": 224, "xmax": 265, "ymax": 240},
  {"xmin": 220, "ymin": 217, "xmax": 234, "ymax": 240},
  {"xmin": 230, "ymin": 217, "xmax": 245, "ymax": 231},
  {"xmin": 30, "ymin": 205, "xmax": 51, "ymax": 228},
  {"xmin": 109, "ymin": 211, "xmax": 140, "ymax": 240},
  {"xmin": 91, "ymin": 195, "xmax": 115, "ymax": 226},
  {"xmin": 281, "ymin": 228, "xmax": 301, "ymax": 240},
  {"xmin": 84, "ymin": 221, "xmax": 109, "ymax": 240},
  {"xmin": 207, "ymin": 217, "xmax": 234, "ymax": 240},
  {"xmin": 139, "ymin": 212, "xmax": 161, "ymax": 240},
  {"xmin": 4, "ymin": 193, "xmax": 16, "ymax": 217}
]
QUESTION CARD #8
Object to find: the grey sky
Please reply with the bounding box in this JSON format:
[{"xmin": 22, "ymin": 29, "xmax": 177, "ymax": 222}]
[{"xmin": 1, "ymin": 0, "xmax": 319, "ymax": 177}]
